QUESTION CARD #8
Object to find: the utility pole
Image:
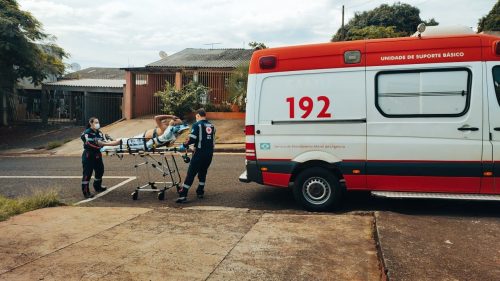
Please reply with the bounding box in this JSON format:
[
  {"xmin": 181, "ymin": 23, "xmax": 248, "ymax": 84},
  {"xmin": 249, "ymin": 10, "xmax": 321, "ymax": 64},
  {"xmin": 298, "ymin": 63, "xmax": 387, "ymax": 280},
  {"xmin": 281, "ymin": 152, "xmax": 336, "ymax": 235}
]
[{"xmin": 341, "ymin": 5, "xmax": 345, "ymax": 41}]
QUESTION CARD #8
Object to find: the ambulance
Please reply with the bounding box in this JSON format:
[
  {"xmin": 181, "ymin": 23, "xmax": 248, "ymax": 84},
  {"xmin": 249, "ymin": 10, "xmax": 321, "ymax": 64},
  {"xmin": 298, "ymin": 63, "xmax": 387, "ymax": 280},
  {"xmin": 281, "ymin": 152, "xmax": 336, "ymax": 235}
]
[{"xmin": 239, "ymin": 27, "xmax": 500, "ymax": 211}]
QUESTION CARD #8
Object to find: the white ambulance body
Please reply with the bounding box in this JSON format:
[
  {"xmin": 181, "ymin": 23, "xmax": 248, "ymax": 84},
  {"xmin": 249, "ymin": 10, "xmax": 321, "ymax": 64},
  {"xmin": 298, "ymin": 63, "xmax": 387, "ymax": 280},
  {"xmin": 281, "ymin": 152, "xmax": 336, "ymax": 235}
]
[{"xmin": 239, "ymin": 33, "xmax": 500, "ymax": 211}]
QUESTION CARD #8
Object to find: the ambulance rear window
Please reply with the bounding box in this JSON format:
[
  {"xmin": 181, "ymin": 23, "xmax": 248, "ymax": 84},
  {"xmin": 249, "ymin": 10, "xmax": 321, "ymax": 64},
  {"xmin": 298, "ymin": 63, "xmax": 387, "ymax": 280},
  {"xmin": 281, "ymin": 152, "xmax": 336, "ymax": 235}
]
[
  {"xmin": 375, "ymin": 68, "xmax": 471, "ymax": 118},
  {"xmin": 493, "ymin": 66, "xmax": 500, "ymax": 106}
]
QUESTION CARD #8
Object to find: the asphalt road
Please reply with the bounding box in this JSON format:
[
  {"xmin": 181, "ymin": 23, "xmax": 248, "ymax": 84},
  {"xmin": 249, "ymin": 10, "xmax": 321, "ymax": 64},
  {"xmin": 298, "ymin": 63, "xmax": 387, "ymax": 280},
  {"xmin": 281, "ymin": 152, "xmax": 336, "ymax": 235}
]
[{"xmin": 0, "ymin": 154, "xmax": 499, "ymax": 217}]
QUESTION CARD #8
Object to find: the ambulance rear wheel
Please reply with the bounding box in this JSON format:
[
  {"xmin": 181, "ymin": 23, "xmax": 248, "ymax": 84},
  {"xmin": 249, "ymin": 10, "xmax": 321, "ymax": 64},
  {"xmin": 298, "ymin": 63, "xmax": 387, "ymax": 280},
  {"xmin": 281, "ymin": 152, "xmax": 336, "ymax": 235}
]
[{"xmin": 293, "ymin": 167, "xmax": 342, "ymax": 211}]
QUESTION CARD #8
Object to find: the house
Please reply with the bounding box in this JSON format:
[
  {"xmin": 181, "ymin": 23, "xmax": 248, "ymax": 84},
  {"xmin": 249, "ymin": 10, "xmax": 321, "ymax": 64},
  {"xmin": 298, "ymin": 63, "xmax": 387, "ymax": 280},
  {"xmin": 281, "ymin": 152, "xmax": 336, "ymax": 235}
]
[{"xmin": 122, "ymin": 48, "xmax": 254, "ymax": 119}]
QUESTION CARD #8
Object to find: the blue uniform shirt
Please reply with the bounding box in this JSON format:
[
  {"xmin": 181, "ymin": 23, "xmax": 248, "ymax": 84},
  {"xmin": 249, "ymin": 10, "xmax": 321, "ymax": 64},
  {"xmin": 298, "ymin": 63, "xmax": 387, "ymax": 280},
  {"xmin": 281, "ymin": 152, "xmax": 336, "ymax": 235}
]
[
  {"xmin": 81, "ymin": 128, "xmax": 104, "ymax": 152},
  {"xmin": 184, "ymin": 120, "xmax": 215, "ymax": 153}
]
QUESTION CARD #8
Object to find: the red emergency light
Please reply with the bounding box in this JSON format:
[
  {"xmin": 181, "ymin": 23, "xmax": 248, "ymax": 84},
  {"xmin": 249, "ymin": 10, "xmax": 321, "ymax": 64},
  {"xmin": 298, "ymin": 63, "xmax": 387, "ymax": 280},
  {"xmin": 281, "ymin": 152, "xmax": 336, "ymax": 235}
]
[
  {"xmin": 259, "ymin": 56, "xmax": 277, "ymax": 69},
  {"xmin": 245, "ymin": 125, "xmax": 256, "ymax": 160}
]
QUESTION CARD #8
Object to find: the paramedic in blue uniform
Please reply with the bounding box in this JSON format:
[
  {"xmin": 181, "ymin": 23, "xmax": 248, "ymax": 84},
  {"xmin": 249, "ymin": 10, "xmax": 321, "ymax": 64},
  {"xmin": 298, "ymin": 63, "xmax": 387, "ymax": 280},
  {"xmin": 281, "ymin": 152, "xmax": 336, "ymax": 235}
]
[
  {"xmin": 176, "ymin": 108, "xmax": 215, "ymax": 203},
  {"xmin": 80, "ymin": 117, "xmax": 121, "ymax": 198}
]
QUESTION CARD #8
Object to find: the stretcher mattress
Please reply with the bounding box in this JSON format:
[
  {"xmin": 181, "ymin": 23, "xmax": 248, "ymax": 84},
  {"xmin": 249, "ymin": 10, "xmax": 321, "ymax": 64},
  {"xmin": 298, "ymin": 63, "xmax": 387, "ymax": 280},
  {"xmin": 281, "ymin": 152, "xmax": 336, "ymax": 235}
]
[{"xmin": 101, "ymin": 124, "xmax": 190, "ymax": 153}]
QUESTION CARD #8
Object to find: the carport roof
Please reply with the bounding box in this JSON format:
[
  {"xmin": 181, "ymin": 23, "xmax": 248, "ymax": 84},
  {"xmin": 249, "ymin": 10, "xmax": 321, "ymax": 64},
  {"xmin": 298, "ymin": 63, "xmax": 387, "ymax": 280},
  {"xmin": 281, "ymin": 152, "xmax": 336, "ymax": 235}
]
[
  {"xmin": 145, "ymin": 48, "xmax": 254, "ymax": 69},
  {"xmin": 43, "ymin": 79, "xmax": 125, "ymax": 88}
]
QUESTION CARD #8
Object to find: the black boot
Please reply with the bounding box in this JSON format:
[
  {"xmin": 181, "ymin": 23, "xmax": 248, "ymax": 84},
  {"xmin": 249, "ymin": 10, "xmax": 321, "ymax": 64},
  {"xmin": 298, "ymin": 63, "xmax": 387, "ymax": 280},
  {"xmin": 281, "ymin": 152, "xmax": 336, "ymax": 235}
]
[
  {"xmin": 82, "ymin": 186, "xmax": 94, "ymax": 199},
  {"xmin": 94, "ymin": 185, "xmax": 107, "ymax": 193},
  {"xmin": 176, "ymin": 186, "xmax": 189, "ymax": 203},
  {"xmin": 196, "ymin": 185, "xmax": 204, "ymax": 199}
]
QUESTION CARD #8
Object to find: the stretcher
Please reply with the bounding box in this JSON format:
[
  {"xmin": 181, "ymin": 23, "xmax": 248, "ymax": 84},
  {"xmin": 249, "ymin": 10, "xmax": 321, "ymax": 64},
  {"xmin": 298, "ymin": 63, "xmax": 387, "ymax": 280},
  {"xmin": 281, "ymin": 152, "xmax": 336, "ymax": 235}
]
[{"xmin": 101, "ymin": 124, "xmax": 190, "ymax": 200}]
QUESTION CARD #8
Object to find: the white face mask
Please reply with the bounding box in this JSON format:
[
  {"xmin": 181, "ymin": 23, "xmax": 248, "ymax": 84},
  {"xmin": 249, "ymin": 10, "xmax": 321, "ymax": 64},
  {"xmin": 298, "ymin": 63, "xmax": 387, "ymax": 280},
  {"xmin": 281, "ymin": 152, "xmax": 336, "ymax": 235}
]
[{"xmin": 94, "ymin": 123, "xmax": 100, "ymax": 130}]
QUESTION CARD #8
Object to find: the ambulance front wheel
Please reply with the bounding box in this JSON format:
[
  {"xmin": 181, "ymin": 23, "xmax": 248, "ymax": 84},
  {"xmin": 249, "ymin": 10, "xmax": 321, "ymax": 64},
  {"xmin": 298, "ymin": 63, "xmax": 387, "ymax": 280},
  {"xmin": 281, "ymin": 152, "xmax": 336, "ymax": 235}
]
[{"xmin": 293, "ymin": 167, "xmax": 342, "ymax": 212}]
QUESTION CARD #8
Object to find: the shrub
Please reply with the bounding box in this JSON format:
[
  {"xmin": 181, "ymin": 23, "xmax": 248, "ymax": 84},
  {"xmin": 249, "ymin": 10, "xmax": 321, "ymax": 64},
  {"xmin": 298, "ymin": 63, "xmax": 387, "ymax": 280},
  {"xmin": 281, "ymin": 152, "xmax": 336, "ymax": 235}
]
[
  {"xmin": 155, "ymin": 81, "xmax": 210, "ymax": 117},
  {"xmin": 204, "ymin": 102, "xmax": 232, "ymax": 112}
]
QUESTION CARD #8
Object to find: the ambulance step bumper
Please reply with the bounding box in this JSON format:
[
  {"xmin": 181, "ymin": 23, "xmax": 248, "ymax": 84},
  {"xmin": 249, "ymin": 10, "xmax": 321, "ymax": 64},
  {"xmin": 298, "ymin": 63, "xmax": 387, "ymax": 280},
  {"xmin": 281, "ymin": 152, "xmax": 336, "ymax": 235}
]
[
  {"xmin": 239, "ymin": 171, "xmax": 250, "ymax": 183},
  {"xmin": 371, "ymin": 191, "xmax": 500, "ymax": 201}
]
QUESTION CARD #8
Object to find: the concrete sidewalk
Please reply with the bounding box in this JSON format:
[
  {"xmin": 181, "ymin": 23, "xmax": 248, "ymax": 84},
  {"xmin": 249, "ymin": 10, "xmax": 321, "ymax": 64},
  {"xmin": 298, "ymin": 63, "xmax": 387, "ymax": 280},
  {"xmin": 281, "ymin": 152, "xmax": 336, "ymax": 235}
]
[
  {"xmin": 0, "ymin": 206, "xmax": 380, "ymax": 281},
  {"xmin": 375, "ymin": 211, "xmax": 500, "ymax": 281}
]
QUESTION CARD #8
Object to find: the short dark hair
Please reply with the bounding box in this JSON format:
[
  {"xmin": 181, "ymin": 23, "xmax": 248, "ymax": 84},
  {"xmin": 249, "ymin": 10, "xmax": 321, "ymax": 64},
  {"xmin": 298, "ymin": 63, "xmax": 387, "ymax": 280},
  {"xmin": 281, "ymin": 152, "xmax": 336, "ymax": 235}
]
[
  {"xmin": 196, "ymin": 108, "xmax": 206, "ymax": 117},
  {"xmin": 86, "ymin": 117, "xmax": 98, "ymax": 128}
]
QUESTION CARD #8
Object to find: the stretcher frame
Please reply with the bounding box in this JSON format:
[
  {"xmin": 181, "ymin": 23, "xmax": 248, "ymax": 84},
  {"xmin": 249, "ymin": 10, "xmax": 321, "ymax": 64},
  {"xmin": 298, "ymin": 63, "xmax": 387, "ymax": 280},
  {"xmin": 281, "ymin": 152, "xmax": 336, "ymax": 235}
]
[{"xmin": 106, "ymin": 138, "xmax": 183, "ymax": 201}]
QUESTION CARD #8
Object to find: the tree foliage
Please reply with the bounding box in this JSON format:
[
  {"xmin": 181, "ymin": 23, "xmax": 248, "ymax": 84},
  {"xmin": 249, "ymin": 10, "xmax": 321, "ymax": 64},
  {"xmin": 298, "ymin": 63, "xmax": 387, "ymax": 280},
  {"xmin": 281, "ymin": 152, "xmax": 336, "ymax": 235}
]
[
  {"xmin": 332, "ymin": 2, "xmax": 438, "ymax": 41},
  {"xmin": 227, "ymin": 62, "xmax": 249, "ymax": 111},
  {"xmin": 248, "ymin": 41, "xmax": 267, "ymax": 50},
  {"xmin": 155, "ymin": 81, "xmax": 210, "ymax": 117},
  {"xmin": 346, "ymin": 26, "xmax": 407, "ymax": 41},
  {"xmin": 478, "ymin": 0, "xmax": 500, "ymax": 32},
  {"xmin": 0, "ymin": 0, "xmax": 68, "ymax": 90}
]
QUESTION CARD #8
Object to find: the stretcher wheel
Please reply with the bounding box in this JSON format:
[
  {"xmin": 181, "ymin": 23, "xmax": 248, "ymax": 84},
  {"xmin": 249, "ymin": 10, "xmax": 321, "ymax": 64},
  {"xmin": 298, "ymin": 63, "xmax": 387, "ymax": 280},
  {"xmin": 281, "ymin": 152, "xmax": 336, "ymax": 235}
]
[
  {"xmin": 158, "ymin": 191, "xmax": 165, "ymax": 201},
  {"xmin": 131, "ymin": 191, "xmax": 139, "ymax": 200}
]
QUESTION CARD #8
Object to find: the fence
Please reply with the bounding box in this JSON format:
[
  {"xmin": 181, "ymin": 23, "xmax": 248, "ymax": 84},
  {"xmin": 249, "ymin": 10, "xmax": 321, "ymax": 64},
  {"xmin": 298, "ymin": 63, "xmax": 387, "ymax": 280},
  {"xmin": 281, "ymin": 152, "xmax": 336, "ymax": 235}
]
[
  {"xmin": 134, "ymin": 73, "xmax": 176, "ymax": 117},
  {"xmin": 133, "ymin": 70, "xmax": 240, "ymax": 117},
  {"xmin": 4, "ymin": 90, "xmax": 122, "ymax": 126}
]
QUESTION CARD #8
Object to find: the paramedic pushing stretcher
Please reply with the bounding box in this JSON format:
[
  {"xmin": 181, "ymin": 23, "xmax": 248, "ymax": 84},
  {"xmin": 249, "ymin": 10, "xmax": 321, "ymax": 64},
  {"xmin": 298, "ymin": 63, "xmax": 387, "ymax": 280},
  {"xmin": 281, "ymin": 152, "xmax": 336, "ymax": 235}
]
[
  {"xmin": 81, "ymin": 117, "xmax": 121, "ymax": 198},
  {"xmin": 176, "ymin": 108, "xmax": 215, "ymax": 203}
]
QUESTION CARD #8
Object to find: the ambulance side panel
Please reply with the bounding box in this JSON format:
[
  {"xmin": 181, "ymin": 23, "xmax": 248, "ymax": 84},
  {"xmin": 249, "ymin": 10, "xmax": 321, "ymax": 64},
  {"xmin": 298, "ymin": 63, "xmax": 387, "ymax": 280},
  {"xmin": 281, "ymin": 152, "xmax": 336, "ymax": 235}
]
[
  {"xmin": 365, "ymin": 62, "xmax": 484, "ymax": 193},
  {"xmin": 253, "ymin": 67, "xmax": 367, "ymax": 188}
]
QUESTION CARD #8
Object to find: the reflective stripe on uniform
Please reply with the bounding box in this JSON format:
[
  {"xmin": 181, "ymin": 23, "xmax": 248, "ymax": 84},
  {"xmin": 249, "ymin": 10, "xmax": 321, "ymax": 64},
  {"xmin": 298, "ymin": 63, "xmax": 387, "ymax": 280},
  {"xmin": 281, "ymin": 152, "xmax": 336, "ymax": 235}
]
[
  {"xmin": 94, "ymin": 178, "xmax": 102, "ymax": 182},
  {"xmin": 197, "ymin": 124, "xmax": 202, "ymax": 149},
  {"xmin": 189, "ymin": 134, "xmax": 197, "ymax": 139},
  {"xmin": 82, "ymin": 181, "xmax": 90, "ymax": 184},
  {"xmin": 183, "ymin": 183, "xmax": 191, "ymax": 189},
  {"xmin": 199, "ymin": 182, "xmax": 205, "ymax": 186}
]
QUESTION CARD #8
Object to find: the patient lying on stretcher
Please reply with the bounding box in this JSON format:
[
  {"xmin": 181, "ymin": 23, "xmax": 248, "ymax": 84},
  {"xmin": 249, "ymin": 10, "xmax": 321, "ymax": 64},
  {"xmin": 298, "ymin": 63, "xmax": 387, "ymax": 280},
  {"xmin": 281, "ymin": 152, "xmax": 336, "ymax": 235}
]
[{"xmin": 101, "ymin": 116, "xmax": 189, "ymax": 153}]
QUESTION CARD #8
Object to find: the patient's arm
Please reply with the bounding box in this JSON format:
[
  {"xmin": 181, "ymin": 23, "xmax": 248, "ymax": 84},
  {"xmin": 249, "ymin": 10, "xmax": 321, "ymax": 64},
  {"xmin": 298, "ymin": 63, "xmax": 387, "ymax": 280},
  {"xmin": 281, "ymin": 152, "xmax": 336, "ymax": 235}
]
[
  {"xmin": 97, "ymin": 139, "xmax": 121, "ymax": 146},
  {"xmin": 154, "ymin": 115, "xmax": 178, "ymax": 130}
]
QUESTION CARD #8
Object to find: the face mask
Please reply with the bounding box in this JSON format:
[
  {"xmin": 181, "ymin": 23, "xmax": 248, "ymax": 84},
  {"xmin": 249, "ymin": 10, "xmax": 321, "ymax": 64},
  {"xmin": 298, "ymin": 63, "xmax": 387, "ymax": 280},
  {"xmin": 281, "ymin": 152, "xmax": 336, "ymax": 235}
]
[{"xmin": 94, "ymin": 123, "xmax": 100, "ymax": 130}]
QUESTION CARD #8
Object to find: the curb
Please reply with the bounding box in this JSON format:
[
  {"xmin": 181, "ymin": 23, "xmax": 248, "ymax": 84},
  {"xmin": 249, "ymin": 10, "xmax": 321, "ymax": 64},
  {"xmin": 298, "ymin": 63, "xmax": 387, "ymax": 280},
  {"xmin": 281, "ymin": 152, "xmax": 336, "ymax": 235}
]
[{"xmin": 374, "ymin": 211, "xmax": 390, "ymax": 281}]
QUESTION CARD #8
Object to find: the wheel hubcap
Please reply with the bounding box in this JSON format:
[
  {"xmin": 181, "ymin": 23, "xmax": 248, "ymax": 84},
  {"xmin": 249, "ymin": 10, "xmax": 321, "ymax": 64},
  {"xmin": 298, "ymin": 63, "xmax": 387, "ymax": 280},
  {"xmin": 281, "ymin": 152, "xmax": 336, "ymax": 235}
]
[{"xmin": 302, "ymin": 177, "xmax": 331, "ymax": 205}]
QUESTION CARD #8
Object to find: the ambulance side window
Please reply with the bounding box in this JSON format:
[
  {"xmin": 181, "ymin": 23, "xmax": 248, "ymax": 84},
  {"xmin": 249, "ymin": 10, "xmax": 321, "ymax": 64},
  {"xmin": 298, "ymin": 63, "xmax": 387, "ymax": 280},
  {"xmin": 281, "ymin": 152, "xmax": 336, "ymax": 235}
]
[
  {"xmin": 493, "ymin": 66, "xmax": 500, "ymax": 106},
  {"xmin": 375, "ymin": 68, "xmax": 471, "ymax": 117}
]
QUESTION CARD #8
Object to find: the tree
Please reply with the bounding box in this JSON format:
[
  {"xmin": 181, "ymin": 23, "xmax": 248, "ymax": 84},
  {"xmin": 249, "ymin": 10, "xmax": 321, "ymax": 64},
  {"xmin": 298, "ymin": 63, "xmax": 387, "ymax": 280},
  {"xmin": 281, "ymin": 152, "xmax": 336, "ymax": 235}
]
[
  {"xmin": 345, "ymin": 26, "xmax": 406, "ymax": 41},
  {"xmin": 478, "ymin": 0, "xmax": 500, "ymax": 32},
  {"xmin": 248, "ymin": 41, "xmax": 267, "ymax": 50},
  {"xmin": 227, "ymin": 62, "xmax": 249, "ymax": 111},
  {"xmin": 332, "ymin": 2, "xmax": 438, "ymax": 41},
  {"xmin": 0, "ymin": 0, "xmax": 68, "ymax": 125}
]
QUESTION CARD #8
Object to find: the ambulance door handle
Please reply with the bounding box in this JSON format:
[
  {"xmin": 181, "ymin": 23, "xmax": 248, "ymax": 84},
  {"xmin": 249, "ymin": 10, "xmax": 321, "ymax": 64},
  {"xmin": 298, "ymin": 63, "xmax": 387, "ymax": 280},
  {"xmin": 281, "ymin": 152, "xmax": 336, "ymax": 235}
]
[
  {"xmin": 494, "ymin": 127, "xmax": 500, "ymax": 131},
  {"xmin": 256, "ymin": 130, "xmax": 261, "ymax": 134},
  {"xmin": 457, "ymin": 126, "xmax": 479, "ymax": 131}
]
